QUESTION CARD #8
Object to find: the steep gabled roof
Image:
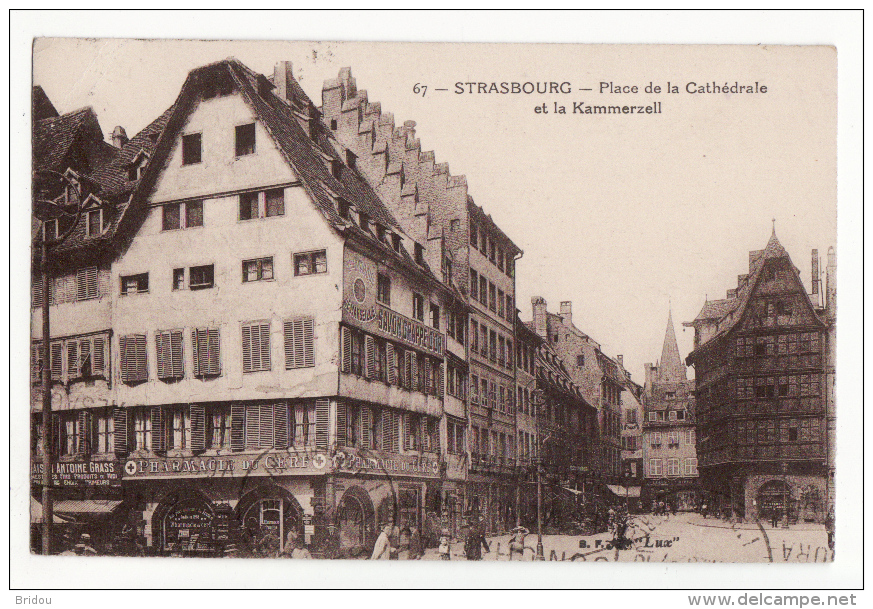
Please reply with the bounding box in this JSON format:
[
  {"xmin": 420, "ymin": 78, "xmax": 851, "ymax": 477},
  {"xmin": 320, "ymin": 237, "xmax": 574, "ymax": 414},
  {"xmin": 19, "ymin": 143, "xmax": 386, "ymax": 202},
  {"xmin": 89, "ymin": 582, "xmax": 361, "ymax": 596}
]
[
  {"xmin": 32, "ymin": 86, "xmax": 58, "ymax": 121},
  {"xmin": 686, "ymin": 229, "xmax": 825, "ymax": 362},
  {"xmin": 33, "ymin": 106, "xmax": 101, "ymax": 173},
  {"xmin": 113, "ymin": 59, "xmax": 441, "ymax": 288}
]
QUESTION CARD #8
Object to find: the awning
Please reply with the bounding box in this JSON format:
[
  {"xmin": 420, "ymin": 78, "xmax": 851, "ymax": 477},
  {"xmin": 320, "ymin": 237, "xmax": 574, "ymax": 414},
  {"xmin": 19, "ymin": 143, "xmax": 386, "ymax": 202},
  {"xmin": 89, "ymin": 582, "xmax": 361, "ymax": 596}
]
[
  {"xmin": 606, "ymin": 485, "xmax": 641, "ymax": 498},
  {"xmin": 30, "ymin": 498, "xmax": 72, "ymax": 524},
  {"xmin": 54, "ymin": 499, "xmax": 123, "ymax": 517}
]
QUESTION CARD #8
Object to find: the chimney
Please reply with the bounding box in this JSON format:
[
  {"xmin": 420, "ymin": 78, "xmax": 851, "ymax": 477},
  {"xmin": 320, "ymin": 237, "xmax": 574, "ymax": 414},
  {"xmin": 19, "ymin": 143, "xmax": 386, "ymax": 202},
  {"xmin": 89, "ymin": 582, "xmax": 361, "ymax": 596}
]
[
  {"xmin": 644, "ymin": 363, "xmax": 656, "ymax": 394},
  {"xmin": 532, "ymin": 296, "xmax": 548, "ymax": 340},
  {"xmin": 559, "ymin": 301, "xmax": 572, "ymax": 327},
  {"xmin": 273, "ymin": 61, "xmax": 294, "ymax": 103},
  {"xmin": 617, "ymin": 355, "xmax": 624, "ymax": 368},
  {"xmin": 111, "ymin": 126, "xmax": 128, "ymax": 148},
  {"xmin": 826, "ymin": 246, "xmax": 836, "ymax": 314}
]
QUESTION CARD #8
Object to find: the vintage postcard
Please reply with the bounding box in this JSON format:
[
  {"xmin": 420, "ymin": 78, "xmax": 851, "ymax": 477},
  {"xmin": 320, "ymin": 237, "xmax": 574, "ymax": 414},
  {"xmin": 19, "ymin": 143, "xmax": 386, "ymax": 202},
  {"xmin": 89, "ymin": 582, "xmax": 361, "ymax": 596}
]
[{"xmin": 23, "ymin": 34, "xmax": 845, "ymax": 587}]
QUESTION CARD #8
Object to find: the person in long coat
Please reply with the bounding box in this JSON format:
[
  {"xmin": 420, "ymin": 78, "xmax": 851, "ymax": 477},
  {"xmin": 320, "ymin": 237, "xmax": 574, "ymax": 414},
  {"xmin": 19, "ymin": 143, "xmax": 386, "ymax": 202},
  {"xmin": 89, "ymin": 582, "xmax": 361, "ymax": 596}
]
[{"xmin": 370, "ymin": 524, "xmax": 393, "ymax": 560}]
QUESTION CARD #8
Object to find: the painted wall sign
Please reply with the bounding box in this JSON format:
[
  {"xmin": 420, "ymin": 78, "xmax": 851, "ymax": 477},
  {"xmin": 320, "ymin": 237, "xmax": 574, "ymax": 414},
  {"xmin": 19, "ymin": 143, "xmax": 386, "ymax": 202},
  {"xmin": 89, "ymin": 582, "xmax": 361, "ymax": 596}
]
[
  {"xmin": 123, "ymin": 451, "xmax": 330, "ymax": 479},
  {"xmin": 334, "ymin": 448, "xmax": 441, "ymax": 478},
  {"xmin": 31, "ymin": 459, "xmax": 121, "ymax": 487}
]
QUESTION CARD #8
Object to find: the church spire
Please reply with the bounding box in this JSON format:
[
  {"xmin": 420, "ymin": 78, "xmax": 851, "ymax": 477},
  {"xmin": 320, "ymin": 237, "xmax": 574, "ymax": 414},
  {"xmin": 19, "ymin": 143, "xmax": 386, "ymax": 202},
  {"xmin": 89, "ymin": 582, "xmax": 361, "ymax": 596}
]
[{"xmin": 658, "ymin": 309, "xmax": 687, "ymax": 382}]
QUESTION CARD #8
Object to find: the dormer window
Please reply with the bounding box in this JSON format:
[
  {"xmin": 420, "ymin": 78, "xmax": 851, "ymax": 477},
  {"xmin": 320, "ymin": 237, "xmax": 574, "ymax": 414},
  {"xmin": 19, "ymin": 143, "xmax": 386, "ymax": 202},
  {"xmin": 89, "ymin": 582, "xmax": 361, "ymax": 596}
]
[
  {"xmin": 414, "ymin": 243, "xmax": 425, "ymax": 265},
  {"xmin": 337, "ymin": 198, "xmax": 351, "ymax": 220},
  {"xmin": 86, "ymin": 209, "xmax": 103, "ymax": 237},
  {"xmin": 330, "ymin": 159, "xmax": 342, "ymax": 179},
  {"xmin": 391, "ymin": 233, "xmax": 401, "ymax": 252},
  {"xmin": 345, "ymin": 149, "xmax": 356, "ymax": 169},
  {"xmin": 376, "ymin": 224, "xmax": 387, "ymax": 243},
  {"xmin": 43, "ymin": 219, "xmax": 58, "ymax": 242},
  {"xmin": 359, "ymin": 213, "xmax": 370, "ymax": 232}
]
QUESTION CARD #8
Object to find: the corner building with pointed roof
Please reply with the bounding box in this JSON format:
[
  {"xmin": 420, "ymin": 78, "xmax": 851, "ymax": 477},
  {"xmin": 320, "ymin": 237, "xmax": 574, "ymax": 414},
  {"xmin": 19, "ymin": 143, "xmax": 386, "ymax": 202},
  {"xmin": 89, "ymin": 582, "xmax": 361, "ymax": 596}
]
[
  {"xmin": 34, "ymin": 58, "xmax": 468, "ymax": 557},
  {"xmin": 684, "ymin": 230, "xmax": 834, "ymax": 524}
]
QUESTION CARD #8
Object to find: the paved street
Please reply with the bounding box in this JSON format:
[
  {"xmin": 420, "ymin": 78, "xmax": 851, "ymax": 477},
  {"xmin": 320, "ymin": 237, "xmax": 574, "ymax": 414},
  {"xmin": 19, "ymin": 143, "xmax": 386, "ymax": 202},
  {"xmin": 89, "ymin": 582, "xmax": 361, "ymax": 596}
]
[{"xmin": 421, "ymin": 512, "xmax": 831, "ymax": 563}]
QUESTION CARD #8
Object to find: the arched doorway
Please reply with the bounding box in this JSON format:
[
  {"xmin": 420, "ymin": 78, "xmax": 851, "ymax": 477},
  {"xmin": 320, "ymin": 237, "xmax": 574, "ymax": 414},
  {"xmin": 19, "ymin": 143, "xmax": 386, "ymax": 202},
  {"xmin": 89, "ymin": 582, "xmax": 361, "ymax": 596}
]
[
  {"xmin": 153, "ymin": 490, "xmax": 217, "ymax": 556},
  {"xmin": 236, "ymin": 485, "xmax": 304, "ymax": 556},
  {"xmin": 336, "ymin": 486, "xmax": 375, "ymax": 556},
  {"xmin": 757, "ymin": 479, "xmax": 791, "ymax": 520}
]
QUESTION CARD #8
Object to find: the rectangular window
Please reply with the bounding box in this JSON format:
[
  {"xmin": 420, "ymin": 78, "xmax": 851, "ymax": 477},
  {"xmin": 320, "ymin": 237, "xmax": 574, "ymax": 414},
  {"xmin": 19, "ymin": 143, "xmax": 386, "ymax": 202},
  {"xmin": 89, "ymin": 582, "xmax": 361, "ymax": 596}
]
[
  {"xmin": 265, "ymin": 188, "xmax": 285, "ymax": 217},
  {"xmin": 162, "ymin": 203, "xmax": 182, "ymax": 231},
  {"xmin": 242, "ymin": 257, "xmax": 273, "ymax": 282},
  {"xmin": 650, "ymin": 432, "xmax": 662, "ymax": 448},
  {"xmin": 284, "ymin": 317, "xmax": 315, "ymax": 369},
  {"xmin": 192, "ymin": 327, "xmax": 221, "ymax": 377},
  {"xmin": 186, "ymin": 200, "xmax": 204, "ymax": 227},
  {"xmin": 470, "ymin": 270, "xmax": 478, "ymax": 302},
  {"xmin": 76, "ymin": 267, "xmax": 98, "ymax": 301},
  {"xmin": 497, "ymin": 249, "xmax": 504, "ymax": 272},
  {"xmin": 172, "ymin": 268, "xmax": 185, "ymax": 291},
  {"xmin": 412, "ymin": 293, "xmax": 424, "ymax": 322},
  {"xmin": 489, "ymin": 282, "xmax": 497, "ymax": 312},
  {"xmin": 429, "ymin": 304, "xmax": 440, "ymax": 330},
  {"xmin": 121, "ymin": 273, "xmax": 149, "ymax": 295},
  {"xmin": 685, "ymin": 458, "xmax": 698, "ymax": 476},
  {"xmin": 242, "ymin": 322, "xmax": 271, "ymax": 373},
  {"xmin": 668, "ymin": 431, "xmax": 679, "ymax": 447},
  {"xmin": 156, "ymin": 330, "xmax": 184, "ymax": 380},
  {"xmin": 649, "ymin": 458, "xmax": 663, "ymax": 477},
  {"xmin": 244, "ymin": 403, "xmax": 289, "ymax": 449},
  {"xmin": 479, "ymin": 276, "xmax": 487, "ymax": 305},
  {"xmin": 669, "ymin": 410, "xmax": 677, "ymax": 421},
  {"xmin": 470, "ymin": 223, "xmax": 478, "ymax": 249},
  {"xmin": 377, "ymin": 273, "xmax": 391, "ymax": 305},
  {"xmin": 182, "ymin": 133, "xmax": 202, "ymax": 165},
  {"xmin": 239, "ymin": 191, "xmax": 259, "ymax": 221},
  {"xmin": 667, "ymin": 458, "xmax": 680, "ymax": 476},
  {"xmin": 294, "ymin": 250, "xmax": 327, "ymax": 276},
  {"xmin": 470, "ymin": 320, "xmax": 479, "ymax": 353},
  {"xmin": 208, "ymin": 404, "xmax": 231, "ymax": 449},
  {"xmin": 189, "ymin": 264, "xmax": 214, "ymax": 290},
  {"xmin": 497, "ymin": 289, "xmax": 505, "ymax": 318},
  {"xmin": 132, "ymin": 409, "xmax": 152, "ymax": 451},
  {"xmin": 166, "ymin": 406, "xmax": 192, "ymax": 451},
  {"xmin": 648, "ymin": 411, "xmax": 657, "ymax": 422},
  {"xmin": 489, "ymin": 330, "xmax": 497, "ymax": 363},
  {"xmin": 86, "ymin": 210, "xmax": 103, "ymax": 237},
  {"xmin": 235, "ymin": 123, "xmax": 256, "ymax": 156},
  {"xmin": 120, "ymin": 334, "xmax": 148, "ymax": 383}
]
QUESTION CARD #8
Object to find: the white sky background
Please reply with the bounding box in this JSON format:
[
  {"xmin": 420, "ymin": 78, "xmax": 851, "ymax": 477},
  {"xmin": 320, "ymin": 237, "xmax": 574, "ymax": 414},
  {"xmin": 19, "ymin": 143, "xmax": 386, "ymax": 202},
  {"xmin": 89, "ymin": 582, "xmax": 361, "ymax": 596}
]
[
  {"xmin": 11, "ymin": 10, "xmax": 863, "ymax": 594},
  {"xmin": 31, "ymin": 38, "xmax": 837, "ymax": 382}
]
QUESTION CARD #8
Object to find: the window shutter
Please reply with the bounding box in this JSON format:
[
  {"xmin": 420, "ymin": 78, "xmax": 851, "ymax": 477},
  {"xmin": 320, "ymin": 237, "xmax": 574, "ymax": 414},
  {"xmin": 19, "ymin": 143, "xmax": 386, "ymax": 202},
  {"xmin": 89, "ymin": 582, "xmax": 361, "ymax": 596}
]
[
  {"xmin": 31, "ymin": 344, "xmax": 40, "ymax": 383},
  {"xmin": 50, "ymin": 342, "xmax": 62, "ymax": 380},
  {"xmin": 365, "ymin": 335, "xmax": 375, "ymax": 379},
  {"xmin": 207, "ymin": 328, "xmax": 221, "ymax": 375},
  {"xmin": 190, "ymin": 404, "xmax": 206, "ymax": 451},
  {"xmin": 383, "ymin": 410, "xmax": 399, "ymax": 454},
  {"xmin": 283, "ymin": 320, "xmax": 294, "ymax": 368},
  {"xmin": 244, "ymin": 404, "xmax": 259, "ymax": 448},
  {"xmin": 91, "ymin": 336, "xmax": 105, "ymax": 377},
  {"xmin": 259, "ymin": 403, "xmax": 274, "ymax": 448},
  {"xmin": 391, "ymin": 411, "xmax": 400, "ymax": 453},
  {"xmin": 242, "ymin": 325, "xmax": 254, "ymax": 372},
  {"xmin": 341, "ymin": 327, "xmax": 351, "ymax": 373},
  {"xmin": 404, "ymin": 351, "xmax": 413, "ymax": 391},
  {"xmin": 386, "ymin": 343, "xmax": 396, "ymax": 385},
  {"xmin": 402, "ymin": 414, "xmax": 410, "ymax": 451},
  {"xmin": 437, "ymin": 363, "xmax": 444, "ymax": 397},
  {"xmin": 77, "ymin": 410, "xmax": 90, "ymax": 455},
  {"xmin": 315, "ymin": 399, "xmax": 330, "ymax": 449},
  {"xmin": 361, "ymin": 407, "xmax": 372, "ymax": 449},
  {"xmin": 192, "ymin": 329, "xmax": 202, "ymax": 377},
  {"xmin": 424, "ymin": 358, "xmax": 432, "ymax": 394},
  {"xmin": 284, "ymin": 318, "xmax": 315, "ymax": 369},
  {"xmin": 170, "ymin": 330, "xmax": 183, "ymax": 378},
  {"xmin": 134, "ymin": 334, "xmax": 147, "ymax": 381},
  {"xmin": 274, "ymin": 403, "xmax": 289, "ymax": 449},
  {"xmin": 259, "ymin": 323, "xmax": 271, "ymax": 371},
  {"xmin": 421, "ymin": 417, "xmax": 430, "ymax": 452},
  {"xmin": 155, "ymin": 332, "xmax": 167, "ymax": 378},
  {"xmin": 302, "ymin": 318, "xmax": 314, "ymax": 367},
  {"xmin": 67, "ymin": 340, "xmax": 79, "ymax": 379},
  {"xmin": 230, "ymin": 405, "xmax": 246, "ymax": 451},
  {"xmin": 150, "ymin": 407, "xmax": 166, "ymax": 452},
  {"xmin": 112, "ymin": 408, "xmax": 128, "ymax": 455},
  {"xmin": 76, "ymin": 267, "xmax": 98, "ymax": 300},
  {"xmin": 336, "ymin": 401, "xmax": 347, "ymax": 447},
  {"xmin": 79, "ymin": 339, "xmax": 92, "ymax": 377},
  {"xmin": 32, "ymin": 279, "xmax": 44, "ymax": 308}
]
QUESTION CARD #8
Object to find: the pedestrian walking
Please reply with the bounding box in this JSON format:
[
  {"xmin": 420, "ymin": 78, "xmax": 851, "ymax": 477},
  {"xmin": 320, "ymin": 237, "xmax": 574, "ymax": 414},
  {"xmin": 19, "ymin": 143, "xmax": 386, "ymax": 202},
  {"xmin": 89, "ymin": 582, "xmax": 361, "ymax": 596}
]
[
  {"xmin": 464, "ymin": 522, "xmax": 490, "ymax": 560},
  {"xmin": 825, "ymin": 507, "xmax": 835, "ymax": 552},
  {"xmin": 508, "ymin": 526, "xmax": 528, "ymax": 561},
  {"xmin": 438, "ymin": 534, "xmax": 451, "ymax": 561},
  {"xmin": 770, "ymin": 507, "xmax": 780, "ymax": 529},
  {"xmin": 370, "ymin": 524, "xmax": 393, "ymax": 560}
]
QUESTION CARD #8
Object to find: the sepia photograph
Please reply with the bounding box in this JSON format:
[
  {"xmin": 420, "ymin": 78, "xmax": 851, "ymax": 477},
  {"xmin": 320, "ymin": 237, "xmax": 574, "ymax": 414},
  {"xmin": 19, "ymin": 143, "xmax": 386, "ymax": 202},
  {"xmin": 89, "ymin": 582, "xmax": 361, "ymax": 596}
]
[{"xmin": 11, "ymin": 10, "xmax": 862, "ymax": 595}]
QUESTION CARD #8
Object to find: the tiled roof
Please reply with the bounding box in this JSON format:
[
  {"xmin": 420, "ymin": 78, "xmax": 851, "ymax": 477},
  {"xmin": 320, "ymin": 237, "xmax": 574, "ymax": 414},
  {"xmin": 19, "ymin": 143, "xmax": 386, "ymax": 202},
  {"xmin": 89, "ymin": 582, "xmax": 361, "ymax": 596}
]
[
  {"xmin": 33, "ymin": 106, "xmax": 98, "ymax": 173},
  {"xmin": 32, "ymin": 86, "xmax": 58, "ymax": 121}
]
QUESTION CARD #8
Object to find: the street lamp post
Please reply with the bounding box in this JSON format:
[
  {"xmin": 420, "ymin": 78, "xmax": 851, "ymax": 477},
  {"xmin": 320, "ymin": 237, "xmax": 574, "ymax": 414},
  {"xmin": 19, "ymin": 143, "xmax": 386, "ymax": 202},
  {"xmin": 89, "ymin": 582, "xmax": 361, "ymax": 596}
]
[
  {"xmin": 533, "ymin": 389, "xmax": 545, "ymax": 560},
  {"xmin": 33, "ymin": 170, "xmax": 84, "ymax": 555}
]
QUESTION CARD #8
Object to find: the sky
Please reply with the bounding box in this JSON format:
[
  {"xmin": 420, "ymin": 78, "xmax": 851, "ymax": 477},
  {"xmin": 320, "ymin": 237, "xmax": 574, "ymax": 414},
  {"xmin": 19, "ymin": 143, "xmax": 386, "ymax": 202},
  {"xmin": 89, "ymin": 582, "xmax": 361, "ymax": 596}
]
[{"xmin": 31, "ymin": 38, "xmax": 838, "ymax": 384}]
